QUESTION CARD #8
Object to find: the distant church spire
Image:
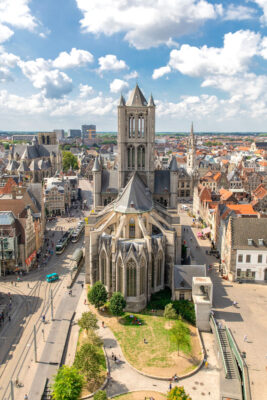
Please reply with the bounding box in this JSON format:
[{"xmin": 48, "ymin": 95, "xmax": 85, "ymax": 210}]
[
  {"xmin": 187, "ymin": 122, "xmax": 196, "ymax": 175},
  {"xmin": 191, "ymin": 122, "xmax": 194, "ymax": 135}
]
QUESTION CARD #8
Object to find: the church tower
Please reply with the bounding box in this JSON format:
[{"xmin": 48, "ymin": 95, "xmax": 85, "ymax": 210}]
[
  {"xmin": 186, "ymin": 122, "xmax": 196, "ymax": 175},
  {"xmin": 118, "ymin": 85, "xmax": 155, "ymax": 192}
]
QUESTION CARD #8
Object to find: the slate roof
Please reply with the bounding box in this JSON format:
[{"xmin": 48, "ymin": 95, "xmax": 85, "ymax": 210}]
[
  {"xmin": 154, "ymin": 170, "xmax": 170, "ymax": 194},
  {"xmin": 101, "ymin": 170, "xmax": 118, "ymax": 193},
  {"xmin": 12, "ymin": 143, "xmax": 59, "ymax": 159},
  {"xmin": 126, "ymin": 84, "xmax": 148, "ymax": 106},
  {"xmin": 6, "ymin": 160, "xmax": 19, "ymax": 172},
  {"xmin": 174, "ymin": 265, "xmax": 206, "ymax": 290},
  {"xmin": 114, "ymin": 172, "xmax": 153, "ymax": 213},
  {"xmin": 231, "ymin": 218, "xmax": 267, "ymax": 249}
]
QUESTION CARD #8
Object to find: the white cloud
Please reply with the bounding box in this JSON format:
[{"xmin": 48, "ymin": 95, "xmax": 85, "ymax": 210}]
[
  {"xmin": 152, "ymin": 65, "xmax": 171, "ymax": 80},
  {"xmin": 124, "ymin": 70, "xmax": 138, "ymax": 80},
  {"xmin": 0, "ymin": 23, "xmax": 13, "ymax": 43},
  {"xmin": 168, "ymin": 30, "xmax": 261, "ymax": 77},
  {"xmin": 76, "ymin": 0, "xmax": 221, "ymax": 49},
  {"xmin": 53, "ymin": 48, "xmax": 94, "ymax": 69},
  {"xmin": 98, "ymin": 54, "xmax": 128, "ymax": 72},
  {"xmin": 79, "ymin": 84, "xmax": 94, "ymax": 97},
  {"xmin": 18, "ymin": 58, "xmax": 73, "ymax": 98},
  {"xmin": 223, "ymin": 5, "xmax": 256, "ymax": 20},
  {"xmin": 254, "ymin": 0, "xmax": 267, "ymax": 24},
  {"xmin": 110, "ymin": 79, "xmax": 129, "ymax": 93},
  {"xmin": 0, "ymin": 0, "xmax": 37, "ymax": 30}
]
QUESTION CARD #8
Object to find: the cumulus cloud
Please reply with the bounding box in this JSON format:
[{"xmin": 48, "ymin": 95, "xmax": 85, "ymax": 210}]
[
  {"xmin": 79, "ymin": 84, "xmax": 94, "ymax": 97},
  {"xmin": 152, "ymin": 65, "xmax": 171, "ymax": 80},
  {"xmin": 0, "ymin": 24, "xmax": 14, "ymax": 43},
  {"xmin": 124, "ymin": 70, "xmax": 138, "ymax": 80},
  {"xmin": 53, "ymin": 48, "xmax": 94, "ymax": 69},
  {"xmin": 76, "ymin": 0, "xmax": 221, "ymax": 49},
  {"xmin": 254, "ymin": 0, "xmax": 267, "ymax": 24},
  {"xmin": 18, "ymin": 58, "xmax": 73, "ymax": 98},
  {"xmin": 98, "ymin": 54, "xmax": 128, "ymax": 72},
  {"xmin": 0, "ymin": 0, "xmax": 37, "ymax": 30},
  {"xmin": 223, "ymin": 5, "xmax": 256, "ymax": 20},
  {"xmin": 110, "ymin": 79, "xmax": 129, "ymax": 93},
  {"xmin": 168, "ymin": 30, "xmax": 261, "ymax": 77}
]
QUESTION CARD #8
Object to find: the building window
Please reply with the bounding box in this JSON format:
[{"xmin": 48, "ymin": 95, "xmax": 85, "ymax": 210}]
[
  {"xmin": 238, "ymin": 254, "xmax": 243, "ymax": 263},
  {"xmin": 140, "ymin": 258, "xmax": 145, "ymax": 295},
  {"xmin": 127, "ymin": 146, "xmax": 135, "ymax": 170},
  {"xmin": 138, "ymin": 115, "xmax": 144, "ymax": 138},
  {"xmin": 129, "ymin": 115, "xmax": 135, "ymax": 138},
  {"xmin": 258, "ymin": 254, "xmax": 263, "ymax": 263},
  {"xmin": 157, "ymin": 252, "xmax": 163, "ymax": 286},
  {"xmin": 100, "ymin": 251, "xmax": 107, "ymax": 285},
  {"xmin": 246, "ymin": 255, "xmax": 251, "ymax": 263},
  {"xmin": 127, "ymin": 259, "xmax": 137, "ymax": 297},
  {"xmin": 129, "ymin": 218, "xmax": 135, "ymax": 238},
  {"xmin": 237, "ymin": 268, "xmax": 241, "ymax": 277},
  {"xmin": 179, "ymin": 293, "xmax": 185, "ymax": 300},
  {"xmin": 118, "ymin": 258, "xmax": 123, "ymax": 293},
  {"xmin": 246, "ymin": 269, "xmax": 251, "ymax": 278},
  {"xmin": 181, "ymin": 182, "xmax": 184, "ymax": 188}
]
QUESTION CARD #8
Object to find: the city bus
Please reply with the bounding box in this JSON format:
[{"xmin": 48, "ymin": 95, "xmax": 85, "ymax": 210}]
[
  {"xmin": 55, "ymin": 228, "xmax": 73, "ymax": 254},
  {"xmin": 71, "ymin": 221, "xmax": 85, "ymax": 243},
  {"xmin": 46, "ymin": 273, "xmax": 59, "ymax": 282}
]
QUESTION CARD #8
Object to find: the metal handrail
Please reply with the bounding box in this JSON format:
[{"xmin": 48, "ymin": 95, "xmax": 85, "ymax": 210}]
[{"xmin": 210, "ymin": 315, "xmax": 228, "ymax": 377}]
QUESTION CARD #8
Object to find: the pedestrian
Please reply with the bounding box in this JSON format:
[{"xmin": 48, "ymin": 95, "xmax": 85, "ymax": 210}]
[
  {"xmin": 8, "ymin": 315, "xmax": 11, "ymax": 322},
  {"xmin": 102, "ymin": 321, "xmax": 104, "ymax": 328},
  {"xmin": 24, "ymin": 394, "xmax": 28, "ymax": 400},
  {"xmin": 81, "ymin": 283, "xmax": 84, "ymax": 289},
  {"xmin": 69, "ymin": 289, "xmax": 72, "ymax": 296},
  {"xmin": 27, "ymin": 283, "xmax": 30, "ymax": 289},
  {"xmin": 42, "ymin": 315, "xmax": 45, "ymax": 323},
  {"xmin": 111, "ymin": 352, "xmax": 114, "ymax": 360},
  {"xmin": 169, "ymin": 382, "xmax": 172, "ymax": 391},
  {"xmin": 244, "ymin": 335, "xmax": 248, "ymax": 342},
  {"xmin": 114, "ymin": 355, "xmax": 117, "ymax": 362},
  {"xmin": 84, "ymin": 299, "xmax": 86, "ymax": 305},
  {"xmin": 11, "ymin": 281, "xmax": 13, "ymax": 285}
]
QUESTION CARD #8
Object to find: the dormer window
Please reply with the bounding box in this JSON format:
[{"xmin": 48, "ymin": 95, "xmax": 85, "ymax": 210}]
[
  {"xmin": 248, "ymin": 239, "xmax": 253, "ymax": 246},
  {"xmin": 258, "ymin": 239, "xmax": 264, "ymax": 246}
]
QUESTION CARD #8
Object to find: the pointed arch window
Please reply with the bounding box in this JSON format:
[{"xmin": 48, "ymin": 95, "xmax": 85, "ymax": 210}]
[
  {"xmin": 129, "ymin": 217, "xmax": 135, "ymax": 238},
  {"xmin": 127, "ymin": 145, "xmax": 135, "ymax": 170},
  {"xmin": 157, "ymin": 252, "xmax": 163, "ymax": 286},
  {"xmin": 140, "ymin": 257, "xmax": 146, "ymax": 295},
  {"xmin": 128, "ymin": 115, "xmax": 135, "ymax": 138},
  {"xmin": 138, "ymin": 114, "xmax": 145, "ymax": 138},
  {"xmin": 137, "ymin": 146, "xmax": 145, "ymax": 170},
  {"xmin": 100, "ymin": 251, "xmax": 107, "ymax": 285},
  {"xmin": 118, "ymin": 258, "xmax": 123, "ymax": 293},
  {"xmin": 127, "ymin": 258, "xmax": 137, "ymax": 297}
]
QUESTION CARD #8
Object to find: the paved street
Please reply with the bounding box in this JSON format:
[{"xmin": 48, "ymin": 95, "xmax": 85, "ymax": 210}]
[
  {"xmin": 180, "ymin": 207, "xmax": 267, "ymax": 400},
  {"xmin": 0, "ymin": 214, "xmax": 84, "ymax": 400}
]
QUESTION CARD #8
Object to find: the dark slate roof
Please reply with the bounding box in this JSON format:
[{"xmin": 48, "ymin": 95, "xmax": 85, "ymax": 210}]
[
  {"xmin": 6, "ymin": 160, "xmax": 19, "ymax": 171},
  {"xmin": 12, "ymin": 143, "xmax": 59, "ymax": 159},
  {"xmin": 114, "ymin": 172, "xmax": 153, "ymax": 213},
  {"xmin": 29, "ymin": 160, "xmax": 40, "ymax": 171},
  {"xmin": 126, "ymin": 84, "xmax": 147, "ymax": 106},
  {"xmin": 169, "ymin": 156, "xmax": 178, "ymax": 171},
  {"xmin": 231, "ymin": 218, "xmax": 267, "ymax": 249},
  {"xmin": 101, "ymin": 170, "xmax": 118, "ymax": 193},
  {"xmin": 154, "ymin": 170, "xmax": 170, "ymax": 194},
  {"xmin": 18, "ymin": 161, "xmax": 30, "ymax": 172},
  {"xmin": 174, "ymin": 265, "xmax": 206, "ymax": 290}
]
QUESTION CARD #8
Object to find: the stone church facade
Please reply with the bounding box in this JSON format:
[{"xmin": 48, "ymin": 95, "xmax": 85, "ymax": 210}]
[{"xmin": 85, "ymin": 85, "xmax": 190, "ymax": 311}]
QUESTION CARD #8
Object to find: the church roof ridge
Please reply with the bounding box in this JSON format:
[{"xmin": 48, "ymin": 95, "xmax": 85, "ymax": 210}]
[
  {"xmin": 126, "ymin": 84, "xmax": 147, "ymax": 107},
  {"xmin": 114, "ymin": 172, "xmax": 153, "ymax": 213}
]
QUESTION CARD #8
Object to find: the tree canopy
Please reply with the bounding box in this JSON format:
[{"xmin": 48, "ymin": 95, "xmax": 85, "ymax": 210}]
[
  {"xmin": 74, "ymin": 343, "xmax": 103, "ymax": 383},
  {"xmin": 88, "ymin": 281, "xmax": 107, "ymax": 309},
  {"xmin": 78, "ymin": 311, "xmax": 99, "ymax": 334},
  {"xmin": 109, "ymin": 292, "xmax": 126, "ymax": 316},
  {"xmin": 52, "ymin": 365, "xmax": 83, "ymax": 400},
  {"xmin": 62, "ymin": 151, "xmax": 78, "ymax": 171},
  {"xmin": 170, "ymin": 318, "xmax": 191, "ymax": 356},
  {"xmin": 164, "ymin": 303, "xmax": 177, "ymax": 320},
  {"xmin": 94, "ymin": 390, "xmax": 107, "ymax": 400},
  {"xmin": 167, "ymin": 386, "xmax": 192, "ymax": 400}
]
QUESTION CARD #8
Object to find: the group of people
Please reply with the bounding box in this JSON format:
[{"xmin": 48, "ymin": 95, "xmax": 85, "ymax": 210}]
[{"xmin": 111, "ymin": 352, "xmax": 120, "ymax": 364}]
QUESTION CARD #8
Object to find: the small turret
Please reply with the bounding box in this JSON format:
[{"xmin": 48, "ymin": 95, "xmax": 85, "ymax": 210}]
[
  {"xmin": 92, "ymin": 156, "xmax": 102, "ymax": 207},
  {"xmin": 119, "ymin": 94, "xmax": 126, "ymax": 106},
  {"xmin": 148, "ymin": 94, "xmax": 155, "ymax": 107},
  {"xmin": 92, "ymin": 156, "xmax": 101, "ymax": 172}
]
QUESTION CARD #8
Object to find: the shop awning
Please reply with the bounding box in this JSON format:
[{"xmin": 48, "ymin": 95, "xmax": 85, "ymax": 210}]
[{"xmin": 202, "ymin": 227, "xmax": 211, "ymax": 234}]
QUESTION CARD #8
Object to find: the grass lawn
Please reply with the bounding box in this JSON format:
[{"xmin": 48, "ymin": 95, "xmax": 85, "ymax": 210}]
[
  {"xmin": 113, "ymin": 391, "xmax": 166, "ymax": 400},
  {"xmin": 94, "ymin": 308, "xmax": 202, "ymax": 377},
  {"xmin": 77, "ymin": 329, "xmax": 106, "ymax": 397}
]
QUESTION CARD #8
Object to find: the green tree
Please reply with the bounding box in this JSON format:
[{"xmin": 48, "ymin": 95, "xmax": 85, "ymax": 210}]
[
  {"xmin": 167, "ymin": 386, "xmax": 192, "ymax": 400},
  {"xmin": 109, "ymin": 292, "xmax": 126, "ymax": 316},
  {"xmin": 170, "ymin": 318, "xmax": 191, "ymax": 356},
  {"xmin": 78, "ymin": 311, "xmax": 99, "ymax": 334},
  {"xmin": 88, "ymin": 281, "xmax": 107, "ymax": 309},
  {"xmin": 164, "ymin": 303, "xmax": 177, "ymax": 320},
  {"xmin": 4, "ymin": 143, "xmax": 9, "ymax": 150},
  {"xmin": 62, "ymin": 151, "xmax": 78, "ymax": 171},
  {"xmin": 74, "ymin": 343, "xmax": 103, "ymax": 383},
  {"xmin": 94, "ymin": 390, "xmax": 107, "ymax": 400},
  {"xmin": 52, "ymin": 365, "xmax": 83, "ymax": 400}
]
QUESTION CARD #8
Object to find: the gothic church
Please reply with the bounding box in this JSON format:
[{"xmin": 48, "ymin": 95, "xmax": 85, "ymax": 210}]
[{"xmin": 85, "ymin": 85, "xmax": 196, "ymax": 311}]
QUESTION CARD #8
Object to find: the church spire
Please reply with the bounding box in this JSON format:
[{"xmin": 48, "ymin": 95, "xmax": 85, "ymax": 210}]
[
  {"xmin": 190, "ymin": 122, "xmax": 194, "ymax": 136},
  {"xmin": 119, "ymin": 93, "xmax": 126, "ymax": 106}
]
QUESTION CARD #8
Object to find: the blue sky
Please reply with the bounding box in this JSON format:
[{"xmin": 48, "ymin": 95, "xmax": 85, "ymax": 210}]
[{"xmin": 0, "ymin": 0, "xmax": 267, "ymax": 131}]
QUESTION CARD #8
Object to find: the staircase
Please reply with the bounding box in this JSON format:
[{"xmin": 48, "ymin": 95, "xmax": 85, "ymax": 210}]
[
  {"xmin": 218, "ymin": 327, "xmax": 238, "ymax": 379},
  {"xmin": 41, "ymin": 379, "xmax": 52, "ymax": 400}
]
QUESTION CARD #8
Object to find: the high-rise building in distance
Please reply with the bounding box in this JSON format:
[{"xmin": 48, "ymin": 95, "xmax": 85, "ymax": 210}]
[
  {"xmin": 53, "ymin": 129, "xmax": 65, "ymax": 140},
  {"xmin": 68, "ymin": 129, "xmax": 81, "ymax": 138},
  {"xmin": 82, "ymin": 124, "xmax": 96, "ymax": 140}
]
